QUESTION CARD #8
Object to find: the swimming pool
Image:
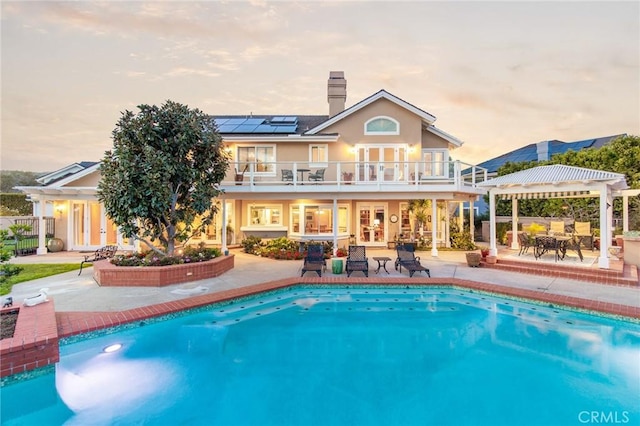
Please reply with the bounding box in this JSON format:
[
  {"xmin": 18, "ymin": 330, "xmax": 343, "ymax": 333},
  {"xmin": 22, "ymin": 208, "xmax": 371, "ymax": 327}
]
[{"xmin": 2, "ymin": 287, "xmax": 639, "ymax": 425}]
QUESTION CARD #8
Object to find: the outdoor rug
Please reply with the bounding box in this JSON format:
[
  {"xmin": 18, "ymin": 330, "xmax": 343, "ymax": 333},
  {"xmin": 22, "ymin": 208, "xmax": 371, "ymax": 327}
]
[{"xmin": 503, "ymin": 251, "xmax": 597, "ymax": 267}]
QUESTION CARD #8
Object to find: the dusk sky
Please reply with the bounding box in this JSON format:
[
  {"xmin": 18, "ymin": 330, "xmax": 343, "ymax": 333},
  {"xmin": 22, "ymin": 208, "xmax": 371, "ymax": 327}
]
[{"xmin": 2, "ymin": 1, "xmax": 638, "ymax": 173}]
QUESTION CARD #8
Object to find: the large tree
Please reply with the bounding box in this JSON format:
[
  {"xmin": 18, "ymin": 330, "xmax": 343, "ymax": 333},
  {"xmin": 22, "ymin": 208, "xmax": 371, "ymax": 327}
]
[{"xmin": 98, "ymin": 100, "xmax": 229, "ymax": 255}]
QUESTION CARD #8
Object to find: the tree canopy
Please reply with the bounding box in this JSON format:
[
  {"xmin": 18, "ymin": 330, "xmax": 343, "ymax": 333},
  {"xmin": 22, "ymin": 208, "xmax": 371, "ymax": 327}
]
[
  {"xmin": 97, "ymin": 100, "xmax": 229, "ymax": 255},
  {"xmin": 491, "ymin": 134, "xmax": 640, "ymax": 230}
]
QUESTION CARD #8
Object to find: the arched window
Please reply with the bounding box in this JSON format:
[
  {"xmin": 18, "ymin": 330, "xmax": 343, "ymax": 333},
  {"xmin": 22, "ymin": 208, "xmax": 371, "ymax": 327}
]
[{"xmin": 364, "ymin": 116, "xmax": 399, "ymax": 135}]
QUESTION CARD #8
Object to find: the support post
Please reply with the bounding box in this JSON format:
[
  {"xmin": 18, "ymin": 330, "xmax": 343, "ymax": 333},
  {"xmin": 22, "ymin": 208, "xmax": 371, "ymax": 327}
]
[
  {"xmin": 489, "ymin": 190, "xmax": 497, "ymax": 256},
  {"xmin": 598, "ymin": 185, "xmax": 610, "ymax": 269},
  {"xmin": 431, "ymin": 198, "xmax": 438, "ymax": 257},
  {"xmin": 511, "ymin": 197, "xmax": 519, "ymax": 250}
]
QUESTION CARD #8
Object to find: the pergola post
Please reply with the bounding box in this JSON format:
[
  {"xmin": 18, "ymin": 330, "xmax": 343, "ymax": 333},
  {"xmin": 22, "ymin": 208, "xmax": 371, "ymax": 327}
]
[
  {"xmin": 598, "ymin": 184, "xmax": 610, "ymax": 269},
  {"xmin": 489, "ymin": 190, "xmax": 497, "ymax": 256},
  {"xmin": 36, "ymin": 196, "xmax": 48, "ymax": 255},
  {"xmin": 469, "ymin": 197, "xmax": 475, "ymax": 243},
  {"xmin": 623, "ymin": 194, "xmax": 629, "ymax": 232},
  {"xmin": 511, "ymin": 198, "xmax": 519, "ymax": 250}
]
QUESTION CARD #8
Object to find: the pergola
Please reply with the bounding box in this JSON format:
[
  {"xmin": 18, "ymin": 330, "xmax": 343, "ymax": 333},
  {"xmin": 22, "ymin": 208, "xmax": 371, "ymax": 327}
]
[{"xmin": 477, "ymin": 165, "xmax": 629, "ymax": 269}]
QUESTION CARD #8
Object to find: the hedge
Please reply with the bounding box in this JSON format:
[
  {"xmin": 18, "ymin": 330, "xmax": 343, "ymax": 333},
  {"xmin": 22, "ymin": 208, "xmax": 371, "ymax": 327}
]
[{"xmin": 0, "ymin": 193, "xmax": 32, "ymax": 216}]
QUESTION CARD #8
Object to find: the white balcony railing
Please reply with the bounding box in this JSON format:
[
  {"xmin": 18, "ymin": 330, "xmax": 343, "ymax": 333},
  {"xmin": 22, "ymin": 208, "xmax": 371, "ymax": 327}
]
[{"xmin": 224, "ymin": 161, "xmax": 488, "ymax": 191}]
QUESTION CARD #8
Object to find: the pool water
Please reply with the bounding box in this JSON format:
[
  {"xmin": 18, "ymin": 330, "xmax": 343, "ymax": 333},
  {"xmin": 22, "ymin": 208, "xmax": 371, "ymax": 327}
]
[{"xmin": 2, "ymin": 287, "xmax": 639, "ymax": 425}]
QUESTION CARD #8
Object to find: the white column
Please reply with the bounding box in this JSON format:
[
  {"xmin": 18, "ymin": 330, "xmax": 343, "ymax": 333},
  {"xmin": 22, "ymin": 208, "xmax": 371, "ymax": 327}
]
[
  {"xmin": 445, "ymin": 203, "xmax": 451, "ymax": 248},
  {"xmin": 332, "ymin": 198, "xmax": 338, "ymax": 256},
  {"xmin": 36, "ymin": 197, "xmax": 47, "ymax": 255},
  {"xmin": 458, "ymin": 202, "xmax": 464, "ymax": 232},
  {"xmin": 469, "ymin": 198, "xmax": 475, "ymax": 243},
  {"xmin": 623, "ymin": 194, "xmax": 629, "ymax": 232},
  {"xmin": 431, "ymin": 198, "xmax": 438, "ymax": 257},
  {"xmin": 598, "ymin": 185, "xmax": 610, "ymax": 269},
  {"xmin": 489, "ymin": 190, "xmax": 497, "ymax": 256},
  {"xmin": 221, "ymin": 199, "xmax": 228, "ymax": 254},
  {"xmin": 511, "ymin": 197, "xmax": 519, "ymax": 250}
]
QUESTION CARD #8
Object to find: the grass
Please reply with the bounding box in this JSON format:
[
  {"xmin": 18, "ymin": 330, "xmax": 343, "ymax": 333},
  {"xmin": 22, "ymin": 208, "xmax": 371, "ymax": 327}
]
[{"xmin": 0, "ymin": 264, "xmax": 80, "ymax": 296}]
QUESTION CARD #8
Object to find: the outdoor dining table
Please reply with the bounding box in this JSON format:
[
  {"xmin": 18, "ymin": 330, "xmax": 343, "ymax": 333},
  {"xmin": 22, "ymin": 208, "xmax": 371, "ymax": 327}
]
[
  {"xmin": 296, "ymin": 168, "xmax": 310, "ymax": 184},
  {"xmin": 534, "ymin": 235, "xmax": 583, "ymax": 262}
]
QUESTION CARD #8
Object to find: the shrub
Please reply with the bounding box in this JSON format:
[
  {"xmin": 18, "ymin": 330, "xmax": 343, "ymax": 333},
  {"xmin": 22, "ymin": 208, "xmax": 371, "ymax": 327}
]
[
  {"xmin": 241, "ymin": 235, "xmax": 263, "ymax": 254},
  {"xmin": 111, "ymin": 245, "xmax": 221, "ymax": 267}
]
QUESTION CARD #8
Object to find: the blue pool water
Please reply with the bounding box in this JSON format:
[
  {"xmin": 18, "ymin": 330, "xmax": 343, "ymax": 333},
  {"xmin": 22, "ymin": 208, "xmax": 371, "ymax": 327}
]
[{"xmin": 2, "ymin": 287, "xmax": 639, "ymax": 426}]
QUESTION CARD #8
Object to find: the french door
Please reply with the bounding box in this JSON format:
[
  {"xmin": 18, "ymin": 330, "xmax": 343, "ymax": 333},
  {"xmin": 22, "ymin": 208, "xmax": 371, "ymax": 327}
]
[
  {"xmin": 355, "ymin": 145, "xmax": 408, "ymax": 182},
  {"xmin": 70, "ymin": 201, "xmax": 134, "ymax": 250},
  {"xmin": 357, "ymin": 203, "xmax": 387, "ymax": 245}
]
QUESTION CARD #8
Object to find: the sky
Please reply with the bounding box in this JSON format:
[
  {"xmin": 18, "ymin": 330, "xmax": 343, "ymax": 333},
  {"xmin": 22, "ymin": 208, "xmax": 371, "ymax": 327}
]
[{"xmin": 1, "ymin": 1, "xmax": 639, "ymax": 173}]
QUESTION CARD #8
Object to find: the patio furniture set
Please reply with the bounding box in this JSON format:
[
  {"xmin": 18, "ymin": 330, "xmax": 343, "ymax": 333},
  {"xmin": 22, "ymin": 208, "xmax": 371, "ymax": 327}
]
[
  {"xmin": 517, "ymin": 220, "xmax": 594, "ymax": 262},
  {"xmin": 301, "ymin": 243, "xmax": 430, "ymax": 278}
]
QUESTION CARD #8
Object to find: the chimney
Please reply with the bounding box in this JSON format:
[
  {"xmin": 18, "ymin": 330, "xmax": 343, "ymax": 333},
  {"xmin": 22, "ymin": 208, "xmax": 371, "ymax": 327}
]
[
  {"xmin": 327, "ymin": 71, "xmax": 347, "ymax": 117},
  {"xmin": 536, "ymin": 140, "xmax": 549, "ymax": 162}
]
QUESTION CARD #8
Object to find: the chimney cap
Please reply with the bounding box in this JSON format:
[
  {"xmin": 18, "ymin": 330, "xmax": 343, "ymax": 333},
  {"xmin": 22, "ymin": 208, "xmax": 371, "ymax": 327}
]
[{"xmin": 329, "ymin": 71, "xmax": 345, "ymax": 79}]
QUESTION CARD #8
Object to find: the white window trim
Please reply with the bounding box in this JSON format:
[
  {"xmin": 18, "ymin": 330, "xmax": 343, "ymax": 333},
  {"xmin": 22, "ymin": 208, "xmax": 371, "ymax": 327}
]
[
  {"xmin": 236, "ymin": 144, "xmax": 277, "ymax": 176},
  {"xmin": 421, "ymin": 149, "xmax": 450, "ymax": 178},
  {"xmin": 364, "ymin": 116, "xmax": 400, "ymax": 135},
  {"xmin": 246, "ymin": 203, "xmax": 283, "ymax": 227},
  {"xmin": 308, "ymin": 144, "xmax": 329, "ymax": 168},
  {"xmin": 290, "ymin": 203, "xmax": 350, "ymax": 236}
]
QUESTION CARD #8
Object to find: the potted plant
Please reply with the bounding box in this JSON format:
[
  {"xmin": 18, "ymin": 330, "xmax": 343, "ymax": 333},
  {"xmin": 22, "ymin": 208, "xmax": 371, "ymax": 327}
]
[
  {"xmin": 465, "ymin": 251, "xmax": 482, "ymax": 267},
  {"xmin": 342, "ymin": 172, "xmax": 354, "ymax": 184},
  {"xmin": 478, "ymin": 246, "xmax": 490, "ymax": 259}
]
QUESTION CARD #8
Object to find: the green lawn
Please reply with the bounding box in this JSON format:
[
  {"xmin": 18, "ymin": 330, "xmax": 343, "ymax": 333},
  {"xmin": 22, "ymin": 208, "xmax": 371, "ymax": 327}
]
[{"xmin": 0, "ymin": 264, "xmax": 80, "ymax": 296}]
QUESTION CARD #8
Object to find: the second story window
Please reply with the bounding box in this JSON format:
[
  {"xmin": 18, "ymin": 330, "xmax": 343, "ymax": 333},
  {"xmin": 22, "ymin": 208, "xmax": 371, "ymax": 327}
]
[
  {"xmin": 309, "ymin": 144, "xmax": 328, "ymax": 166},
  {"xmin": 364, "ymin": 116, "xmax": 399, "ymax": 135},
  {"xmin": 237, "ymin": 145, "xmax": 275, "ymax": 174}
]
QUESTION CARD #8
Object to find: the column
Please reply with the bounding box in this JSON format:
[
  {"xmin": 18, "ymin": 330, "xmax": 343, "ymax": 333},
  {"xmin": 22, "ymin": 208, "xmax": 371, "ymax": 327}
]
[
  {"xmin": 469, "ymin": 197, "xmax": 475, "ymax": 244},
  {"xmin": 36, "ymin": 196, "xmax": 47, "ymax": 255},
  {"xmin": 511, "ymin": 197, "xmax": 519, "ymax": 250},
  {"xmin": 332, "ymin": 198, "xmax": 338, "ymax": 256},
  {"xmin": 431, "ymin": 198, "xmax": 438, "ymax": 257},
  {"xmin": 489, "ymin": 190, "xmax": 497, "ymax": 256},
  {"xmin": 598, "ymin": 185, "xmax": 610, "ymax": 269},
  {"xmin": 221, "ymin": 199, "xmax": 228, "ymax": 255}
]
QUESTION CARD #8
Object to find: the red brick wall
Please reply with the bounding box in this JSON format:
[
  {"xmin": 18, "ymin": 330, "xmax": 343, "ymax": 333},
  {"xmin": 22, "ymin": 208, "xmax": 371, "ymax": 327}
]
[
  {"xmin": 0, "ymin": 299, "xmax": 59, "ymax": 378},
  {"xmin": 93, "ymin": 255, "xmax": 234, "ymax": 287}
]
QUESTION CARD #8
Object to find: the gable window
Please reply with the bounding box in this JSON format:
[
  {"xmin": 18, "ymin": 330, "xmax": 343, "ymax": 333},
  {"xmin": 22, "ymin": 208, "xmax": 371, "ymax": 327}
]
[
  {"xmin": 237, "ymin": 145, "xmax": 276, "ymax": 174},
  {"xmin": 309, "ymin": 144, "xmax": 328, "ymax": 167},
  {"xmin": 364, "ymin": 116, "xmax": 399, "ymax": 135}
]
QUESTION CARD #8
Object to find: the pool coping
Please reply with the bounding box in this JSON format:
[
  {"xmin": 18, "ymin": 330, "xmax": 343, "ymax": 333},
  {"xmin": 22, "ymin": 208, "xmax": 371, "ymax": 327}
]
[{"xmin": 55, "ymin": 277, "xmax": 640, "ymax": 340}]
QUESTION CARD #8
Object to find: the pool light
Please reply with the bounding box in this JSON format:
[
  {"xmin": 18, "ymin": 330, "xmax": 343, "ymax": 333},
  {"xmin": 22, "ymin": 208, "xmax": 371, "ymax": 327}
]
[{"xmin": 103, "ymin": 343, "xmax": 123, "ymax": 353}]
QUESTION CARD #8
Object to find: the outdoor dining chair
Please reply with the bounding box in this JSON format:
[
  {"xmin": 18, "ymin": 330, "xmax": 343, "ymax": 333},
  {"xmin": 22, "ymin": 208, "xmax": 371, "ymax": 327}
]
[{"xmin": 308, "ymin": 169, "xmax": 325, "ymax": 183}]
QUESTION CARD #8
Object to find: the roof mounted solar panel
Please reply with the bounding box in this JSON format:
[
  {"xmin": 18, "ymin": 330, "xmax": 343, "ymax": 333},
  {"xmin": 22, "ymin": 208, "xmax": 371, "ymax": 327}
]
[
  {"xmin": 271, "ymin": 116, "xmax": 298, "ymax": 124},
  {"xmin": 218, "ymin": 124, "xmax": 240, "ymax": 133},
  {"xmin": 234, "ymin": 124, "xmax": 261, "ymax": 133}
]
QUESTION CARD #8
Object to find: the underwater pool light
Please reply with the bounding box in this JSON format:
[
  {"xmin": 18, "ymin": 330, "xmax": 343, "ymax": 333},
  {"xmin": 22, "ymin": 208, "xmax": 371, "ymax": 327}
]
[{"xmin": 103, "ymin": 343, "xmax": 123, "ymax": 353}]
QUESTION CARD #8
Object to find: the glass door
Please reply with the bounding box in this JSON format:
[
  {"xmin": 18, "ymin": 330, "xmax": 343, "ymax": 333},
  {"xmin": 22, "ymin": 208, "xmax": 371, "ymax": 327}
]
[
  {"xmin": 357, "ymin": 203, "xmax": 387, "ymax": 245},
  {"xmin": 355, "ymin": 145, "xmax": 408, "ymax": 182},
  {"xmin": 71, "ymin": 201, "xmax": 135, "ymax": 250}
]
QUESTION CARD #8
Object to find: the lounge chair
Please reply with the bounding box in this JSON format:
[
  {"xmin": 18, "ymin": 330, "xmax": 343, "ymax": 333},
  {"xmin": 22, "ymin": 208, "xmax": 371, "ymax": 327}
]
[
  {"xmin": 308, "ymin": 169, "xmax": 325, "ymax": 183},
  {"xmin": 394, "ymin": 242, "xmax": 416, "ymax": 271},
  {"xmin": 396, "ymin": 245, "xmax": 430, "ymax": 277},
  {"xmin": 574, "ymin": 221, "xmax": 595, "ymax": 251},
  {"xmin": 301, "ymin": 244, "xmax": 325, "ymax": 277},
  {"xmin": 549, "ymin": 221, "xmax": 565, "ymax": 235},
  {"xmin": 345, "ymin": 245, "xmax": 369, "ymax": 277}
]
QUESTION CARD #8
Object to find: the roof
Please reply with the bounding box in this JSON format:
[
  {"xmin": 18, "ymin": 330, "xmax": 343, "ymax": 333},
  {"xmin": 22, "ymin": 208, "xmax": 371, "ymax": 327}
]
[
  {"xmin": 36, "ymin": 161, "xmax": 99, "ymax": 186},
  {"xmin": 305, "ymin": 90, "xmax": 438, "ymax": 134},
  {"xmin": 475, "ymin": 134, "xmax": 625, "ymax": 174},
  {"xmin": 477, "ymin": 165, "xmax": 627, "ymax": 189}
]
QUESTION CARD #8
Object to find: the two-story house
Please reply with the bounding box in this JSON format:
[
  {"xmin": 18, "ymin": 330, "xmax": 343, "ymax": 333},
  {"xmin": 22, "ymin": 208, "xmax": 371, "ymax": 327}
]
[{"xmin": 17, "ymin": 72, "xmax": 487, "ymax": 256}]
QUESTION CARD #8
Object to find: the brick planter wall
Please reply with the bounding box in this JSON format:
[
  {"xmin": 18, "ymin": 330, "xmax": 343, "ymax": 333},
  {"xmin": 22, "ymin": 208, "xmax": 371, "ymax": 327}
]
[
  {"xmin": 0, "ymin": 300, "xmax": 59, "ymax": 378},
  {"xmin": 93, "ymin": 255, "xmax": 234, "ymax": 287}
]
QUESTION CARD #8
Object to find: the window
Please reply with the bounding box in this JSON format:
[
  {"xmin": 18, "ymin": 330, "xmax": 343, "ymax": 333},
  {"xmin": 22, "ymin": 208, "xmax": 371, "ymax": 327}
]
[
  {"xmin": 291, "ymin": 204, "xmax": 348, "ymax": 235},
  {"xmin": 422, "ymin": 150, "xmax": 449, "ymax": 178},
  {"xmin": 248, "ymin": 204, "xmax": 282, "ymax": 226},
  {"xmin": 309, "ymin": 144, "xmax": 328, "ymax": 166},
  {"xmin": 237, "ymin": 145, "xmax": 276, "ymax": 174},
  {"xmin": 364, "ymin": 116, "xmax": 399, "ymax": 135}
]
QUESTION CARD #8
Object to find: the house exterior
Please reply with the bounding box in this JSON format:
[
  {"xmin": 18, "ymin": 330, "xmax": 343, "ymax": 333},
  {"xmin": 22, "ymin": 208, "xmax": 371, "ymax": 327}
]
[{"xmin": 17, "ymin": 72, "xmax": 487, "ymax": 256}]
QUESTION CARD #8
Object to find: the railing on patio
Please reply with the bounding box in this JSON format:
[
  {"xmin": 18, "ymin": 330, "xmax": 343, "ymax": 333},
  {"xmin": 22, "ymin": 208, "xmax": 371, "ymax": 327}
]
[{"xmin": 224, "ymin": 160, "xmax": 488, "ymax": 190}]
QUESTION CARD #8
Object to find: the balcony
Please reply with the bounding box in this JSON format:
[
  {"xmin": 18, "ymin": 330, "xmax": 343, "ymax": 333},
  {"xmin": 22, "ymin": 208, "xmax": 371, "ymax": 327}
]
[{"xmin": 223, "ymin": 161, "xmax": 488, "ymax": 198}]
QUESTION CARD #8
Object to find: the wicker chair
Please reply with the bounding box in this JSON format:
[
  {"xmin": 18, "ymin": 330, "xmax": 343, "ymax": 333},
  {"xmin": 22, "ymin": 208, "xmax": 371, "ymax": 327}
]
[
  {"xmin": 308, "ymin": 169, "xmax": 325, "ymax": 183},
  {"xmin": 517, "ymin": 232, "xmax": 533, "ymax": 256}
]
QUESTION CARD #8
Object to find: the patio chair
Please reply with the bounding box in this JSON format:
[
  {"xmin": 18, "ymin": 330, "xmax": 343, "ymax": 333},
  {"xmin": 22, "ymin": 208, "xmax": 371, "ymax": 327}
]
[
  {"xmin": 396, "ymin": 245, "xmax": 430, "ymax": 278},
  {"xmin": 345, "ymin": 245, "xmax": 369, "ymax": 277},
  {"xmin": 549, "ymin": 221, "xmax": 565, "ymax": 235},
  {"xmin": 517, "ymin": 232, "xmax": 533, "ymax": 256},
  {"xmin": 79, "ymin": 245, "xmax": 118, "ymax": 275},
  {"xmin": 301, "ymin": 244, "xmax": 325, "ymax": 277},
  {"xmin": 574, "ymin": 221, "xmax": 595, "ymax": 251},
  {"xmin": 234, "ymin": 164, "xmax": 249, "ymax": 185},
  {"xmin": 308, "ymin": 169, "xmax": 325, "ymax": 183},
  {"xmin": 281, "ymin": 169, "xmax": 294, "ymax": 183}
]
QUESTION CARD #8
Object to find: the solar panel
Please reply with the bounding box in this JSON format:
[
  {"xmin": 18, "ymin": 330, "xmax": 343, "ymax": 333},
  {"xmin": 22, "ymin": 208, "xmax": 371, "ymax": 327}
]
[
  {"xmin": 272, "ymin": 125, "xmax": 297, "ymax": 133},
  {"xmin": 225, "ymin": 118, "xmax": 246, "ymax": 125},
  {"xmin": 218, "ymin": 124, "xmax": 239, "ymax": 133},
  {"xmin": 214, "ymin": 118, "xmax": 229, "ymax": 125},
  {"xmin": 271, "ymin": 116, "xmax": 297, "ymax": 124},
  {"xmin": 234, "ymin": 124, "xmax": 261, "ymax": 133},
  {"xmin": 254, "ymin": 124, "xmax": 277, "ymax": 133}
]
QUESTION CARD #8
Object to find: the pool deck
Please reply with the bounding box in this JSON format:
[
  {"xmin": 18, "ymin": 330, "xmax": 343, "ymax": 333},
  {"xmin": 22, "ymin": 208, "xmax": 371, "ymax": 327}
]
[{"xmin": 4, "ymin": 248, "xmax": 639, "ymax": 335}]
